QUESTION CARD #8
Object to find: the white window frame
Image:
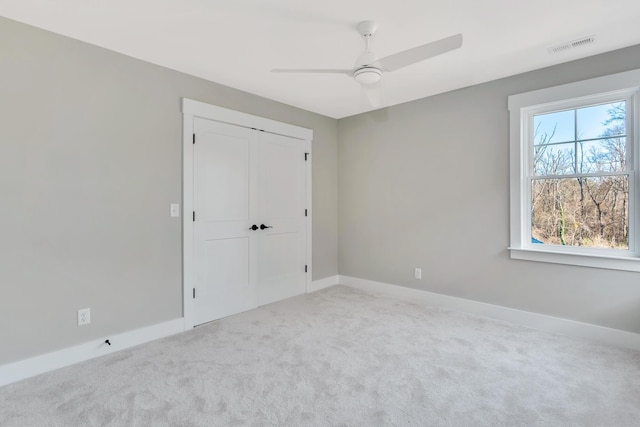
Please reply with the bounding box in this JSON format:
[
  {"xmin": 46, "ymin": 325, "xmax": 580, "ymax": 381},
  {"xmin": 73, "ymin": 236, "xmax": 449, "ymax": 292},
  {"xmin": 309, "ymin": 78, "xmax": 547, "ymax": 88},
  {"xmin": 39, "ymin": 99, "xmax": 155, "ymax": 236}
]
[{"xmin": 508, "ymin": 69, "xmax": 640, "ymax": 272}]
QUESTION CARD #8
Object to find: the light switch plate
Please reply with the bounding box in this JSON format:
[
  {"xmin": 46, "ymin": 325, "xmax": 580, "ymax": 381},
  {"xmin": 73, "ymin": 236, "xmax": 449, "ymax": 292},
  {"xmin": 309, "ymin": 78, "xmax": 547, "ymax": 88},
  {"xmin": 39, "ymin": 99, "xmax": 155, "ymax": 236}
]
[{"xmin": 170, "ymin": 203, "xmax": 180, "ymax": 217}]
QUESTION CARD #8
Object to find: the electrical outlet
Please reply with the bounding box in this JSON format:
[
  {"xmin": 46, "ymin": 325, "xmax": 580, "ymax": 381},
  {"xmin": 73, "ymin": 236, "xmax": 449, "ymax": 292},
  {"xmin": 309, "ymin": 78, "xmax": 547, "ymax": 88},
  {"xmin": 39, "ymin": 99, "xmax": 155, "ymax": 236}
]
[
  {"xmin": 78, "ymin": 308, "xmax": 90, "ymax": 326},
  {"xmin": 414, "ymin": 268, "xmax": 422, "ymax": 279}
]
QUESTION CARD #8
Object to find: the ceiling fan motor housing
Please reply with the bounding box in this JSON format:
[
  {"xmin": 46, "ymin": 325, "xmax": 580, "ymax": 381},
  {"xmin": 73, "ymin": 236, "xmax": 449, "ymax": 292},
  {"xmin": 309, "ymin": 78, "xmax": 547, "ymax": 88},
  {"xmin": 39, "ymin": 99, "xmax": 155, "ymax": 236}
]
[{"xmin": 353, "ymin": 67, "xmax": 382, "ymax": 85}]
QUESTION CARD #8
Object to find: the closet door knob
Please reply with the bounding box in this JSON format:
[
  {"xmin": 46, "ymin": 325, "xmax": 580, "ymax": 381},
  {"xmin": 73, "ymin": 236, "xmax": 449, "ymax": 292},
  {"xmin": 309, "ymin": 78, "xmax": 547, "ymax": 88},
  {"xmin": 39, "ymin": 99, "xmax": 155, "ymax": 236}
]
[
  {"xmin": 260, "ymin": 224, "xmax": 273, "ymax": 230},
  {"xmin": 249, "ymin": 224, "xmax": 259, "ymax": 231}
]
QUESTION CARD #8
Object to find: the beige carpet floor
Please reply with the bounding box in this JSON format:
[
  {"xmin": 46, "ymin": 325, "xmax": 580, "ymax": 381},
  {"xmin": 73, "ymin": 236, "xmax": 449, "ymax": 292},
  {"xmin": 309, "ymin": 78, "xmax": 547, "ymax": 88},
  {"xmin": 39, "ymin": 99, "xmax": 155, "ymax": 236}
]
[{"xmin": 1, "ymin": 285, "xmax": 639, "ymax": 426}]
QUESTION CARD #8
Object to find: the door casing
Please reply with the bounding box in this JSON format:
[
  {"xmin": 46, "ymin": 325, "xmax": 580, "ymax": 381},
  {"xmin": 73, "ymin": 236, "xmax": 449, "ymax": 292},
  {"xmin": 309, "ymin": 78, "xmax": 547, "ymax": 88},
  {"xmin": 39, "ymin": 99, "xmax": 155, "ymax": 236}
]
[{"xmin": 182, "ymin": 98, "xmax": 313, "ymax": 329}]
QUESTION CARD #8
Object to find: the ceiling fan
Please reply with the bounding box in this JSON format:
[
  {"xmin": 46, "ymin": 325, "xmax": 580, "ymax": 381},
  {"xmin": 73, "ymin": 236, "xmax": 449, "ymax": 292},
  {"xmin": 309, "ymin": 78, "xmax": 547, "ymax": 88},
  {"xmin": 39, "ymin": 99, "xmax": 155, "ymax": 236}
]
[{"xmin": 272, "ymin": 21, "xmax": 463, "ymax": 107}]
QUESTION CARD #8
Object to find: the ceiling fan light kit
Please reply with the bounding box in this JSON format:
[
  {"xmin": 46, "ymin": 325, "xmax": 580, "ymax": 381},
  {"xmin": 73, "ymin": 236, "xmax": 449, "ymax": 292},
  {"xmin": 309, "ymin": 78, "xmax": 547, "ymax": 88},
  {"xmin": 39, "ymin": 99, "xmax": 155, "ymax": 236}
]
[
  {"xmin": 272, "ymin": 21, "xmax": 462, "ymax": 107},
  {"xmin": 353, "ymin": 67, "xmax": 382, "ymax": 85}
]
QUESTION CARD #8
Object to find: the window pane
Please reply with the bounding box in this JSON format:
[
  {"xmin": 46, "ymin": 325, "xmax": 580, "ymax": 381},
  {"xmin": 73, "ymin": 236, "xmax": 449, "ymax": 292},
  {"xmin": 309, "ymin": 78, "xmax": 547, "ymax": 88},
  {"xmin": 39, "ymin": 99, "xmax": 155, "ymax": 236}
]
[
  {"xmin": 533, "ymin": 142, "xmax": 575, "ymax": 176},
  {"xmin": 533, "ymin": 110, "xmax": 575, "ymax": 144},
  {"xmin": 577, "ymin": 101, "xmax": 625, "ymax": 140},
  {"xmin": 578, "ymin": 138, "xmax": 626, "ymax": 173},
  {"xmin": 531, "ymin": 176, "xmax": 629, "ymax": 249}
]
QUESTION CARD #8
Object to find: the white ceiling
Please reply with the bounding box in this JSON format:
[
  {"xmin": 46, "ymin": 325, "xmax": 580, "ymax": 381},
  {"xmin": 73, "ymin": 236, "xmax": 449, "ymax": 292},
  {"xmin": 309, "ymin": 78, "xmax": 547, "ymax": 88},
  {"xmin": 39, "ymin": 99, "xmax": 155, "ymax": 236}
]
[{"xmin": 2, "ymin": 1, "xmax": 640, "ymax": 119}]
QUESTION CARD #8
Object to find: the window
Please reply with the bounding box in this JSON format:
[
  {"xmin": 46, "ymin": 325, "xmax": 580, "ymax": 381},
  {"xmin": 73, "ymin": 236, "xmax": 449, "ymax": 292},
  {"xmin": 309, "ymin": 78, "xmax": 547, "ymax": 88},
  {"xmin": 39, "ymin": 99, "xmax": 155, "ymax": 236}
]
[{"xmin": 508, "ymin": 69, "xmax": 640, "ymax": 271}]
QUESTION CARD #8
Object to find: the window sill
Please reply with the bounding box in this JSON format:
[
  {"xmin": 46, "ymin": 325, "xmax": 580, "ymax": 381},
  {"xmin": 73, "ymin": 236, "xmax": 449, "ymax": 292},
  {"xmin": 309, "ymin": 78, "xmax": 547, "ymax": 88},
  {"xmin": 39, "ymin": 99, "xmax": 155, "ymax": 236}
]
[{"xmin": 508, "ymin": 247, "xmax": 640, "ymax": 272}]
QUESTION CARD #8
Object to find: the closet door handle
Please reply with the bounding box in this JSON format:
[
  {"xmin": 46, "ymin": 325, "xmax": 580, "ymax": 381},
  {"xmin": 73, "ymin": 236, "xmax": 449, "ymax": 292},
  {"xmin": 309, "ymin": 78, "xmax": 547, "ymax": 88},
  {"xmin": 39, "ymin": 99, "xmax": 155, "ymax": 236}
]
[
  {"xmin": 260, "ymin": 224, "xmax": 273, "ymax": 230},
  {"xmin": 249, "ymin": 224, "xmax": 259, "ymax": 231}
]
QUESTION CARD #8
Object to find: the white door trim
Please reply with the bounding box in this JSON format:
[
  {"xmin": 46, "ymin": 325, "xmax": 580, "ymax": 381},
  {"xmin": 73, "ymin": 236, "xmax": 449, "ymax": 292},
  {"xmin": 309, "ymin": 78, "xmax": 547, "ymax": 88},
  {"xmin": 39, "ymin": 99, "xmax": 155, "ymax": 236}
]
[{"xmin": 182, "ymin": 98, "xmax": 313, "ymax": 329}]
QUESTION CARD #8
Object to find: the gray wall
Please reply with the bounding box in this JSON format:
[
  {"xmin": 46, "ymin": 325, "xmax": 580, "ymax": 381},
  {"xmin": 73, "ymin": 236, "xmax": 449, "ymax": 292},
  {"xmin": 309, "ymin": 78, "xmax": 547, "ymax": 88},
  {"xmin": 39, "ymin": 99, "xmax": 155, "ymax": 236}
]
[
  {"xmin": 0, "ymin": 17, "xmax": 338, "ymax": 364},
  {"xmin": 338, "ymin": 44, "xmax": 640, "ymax": 334}
]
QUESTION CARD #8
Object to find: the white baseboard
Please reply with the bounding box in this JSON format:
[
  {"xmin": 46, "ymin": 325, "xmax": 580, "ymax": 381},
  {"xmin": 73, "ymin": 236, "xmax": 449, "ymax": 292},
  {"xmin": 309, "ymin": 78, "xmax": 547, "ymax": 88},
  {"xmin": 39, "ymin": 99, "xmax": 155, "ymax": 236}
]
[
  {"xmin": 338, "ymin": 275, "xmax": 640, "ymax": 352},
  {"xmin": 308, "ymin": 275, "xmax": 339, "ymax": 293},
  {"xmin": 0, "ymin": 318, "xmax": 185, "ymax": 387},
  {"xmin": 5, "ymin": 276, "xmax": 638, "ymax": 387}
]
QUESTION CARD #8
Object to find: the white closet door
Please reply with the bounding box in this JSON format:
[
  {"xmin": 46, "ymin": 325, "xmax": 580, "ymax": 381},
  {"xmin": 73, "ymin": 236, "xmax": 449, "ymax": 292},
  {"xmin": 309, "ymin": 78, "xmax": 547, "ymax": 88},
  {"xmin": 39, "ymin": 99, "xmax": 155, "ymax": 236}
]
[
  {"xmin": 255, "ymin": 131, "xmax": 307, "ymax": 306},
  {"xmin": 193, "ymin": 118, "xmax": 258, "ymax": 325},
  {"xmin": 193, "ymin": 118, "xmax": 307, "ymax": 325}
]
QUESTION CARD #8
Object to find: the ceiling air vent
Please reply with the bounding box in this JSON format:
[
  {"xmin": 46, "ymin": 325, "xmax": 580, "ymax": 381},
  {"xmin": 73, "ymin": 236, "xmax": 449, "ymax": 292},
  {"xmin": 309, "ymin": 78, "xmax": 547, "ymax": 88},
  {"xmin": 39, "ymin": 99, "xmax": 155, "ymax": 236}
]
[{"xmin": 548, "ymin": 35, "xmax": 596, "ymax": 54}]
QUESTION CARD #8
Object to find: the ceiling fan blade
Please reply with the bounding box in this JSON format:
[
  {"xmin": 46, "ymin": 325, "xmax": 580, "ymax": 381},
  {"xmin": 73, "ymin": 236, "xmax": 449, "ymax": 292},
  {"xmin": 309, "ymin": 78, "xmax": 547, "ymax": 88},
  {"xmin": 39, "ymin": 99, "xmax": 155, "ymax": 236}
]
[
  {"xmin": 272, "ymin": 68, "xmax": 352, "ymax": 75},
  {"xmin": 374, "ymin": 33, "xmax": 462, "ymax": 72},
  {"xmin": 361, "ymin": 81, "xmax": 382, "ymax": 107}
]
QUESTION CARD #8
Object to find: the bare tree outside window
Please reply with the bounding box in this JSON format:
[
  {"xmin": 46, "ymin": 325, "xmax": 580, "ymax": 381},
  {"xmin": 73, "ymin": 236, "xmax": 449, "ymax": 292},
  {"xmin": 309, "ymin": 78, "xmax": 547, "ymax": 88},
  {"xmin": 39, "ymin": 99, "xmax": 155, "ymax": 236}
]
[{"xmin": 531, "ymin": 101, "xmax": 629, "ymax": 249}]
